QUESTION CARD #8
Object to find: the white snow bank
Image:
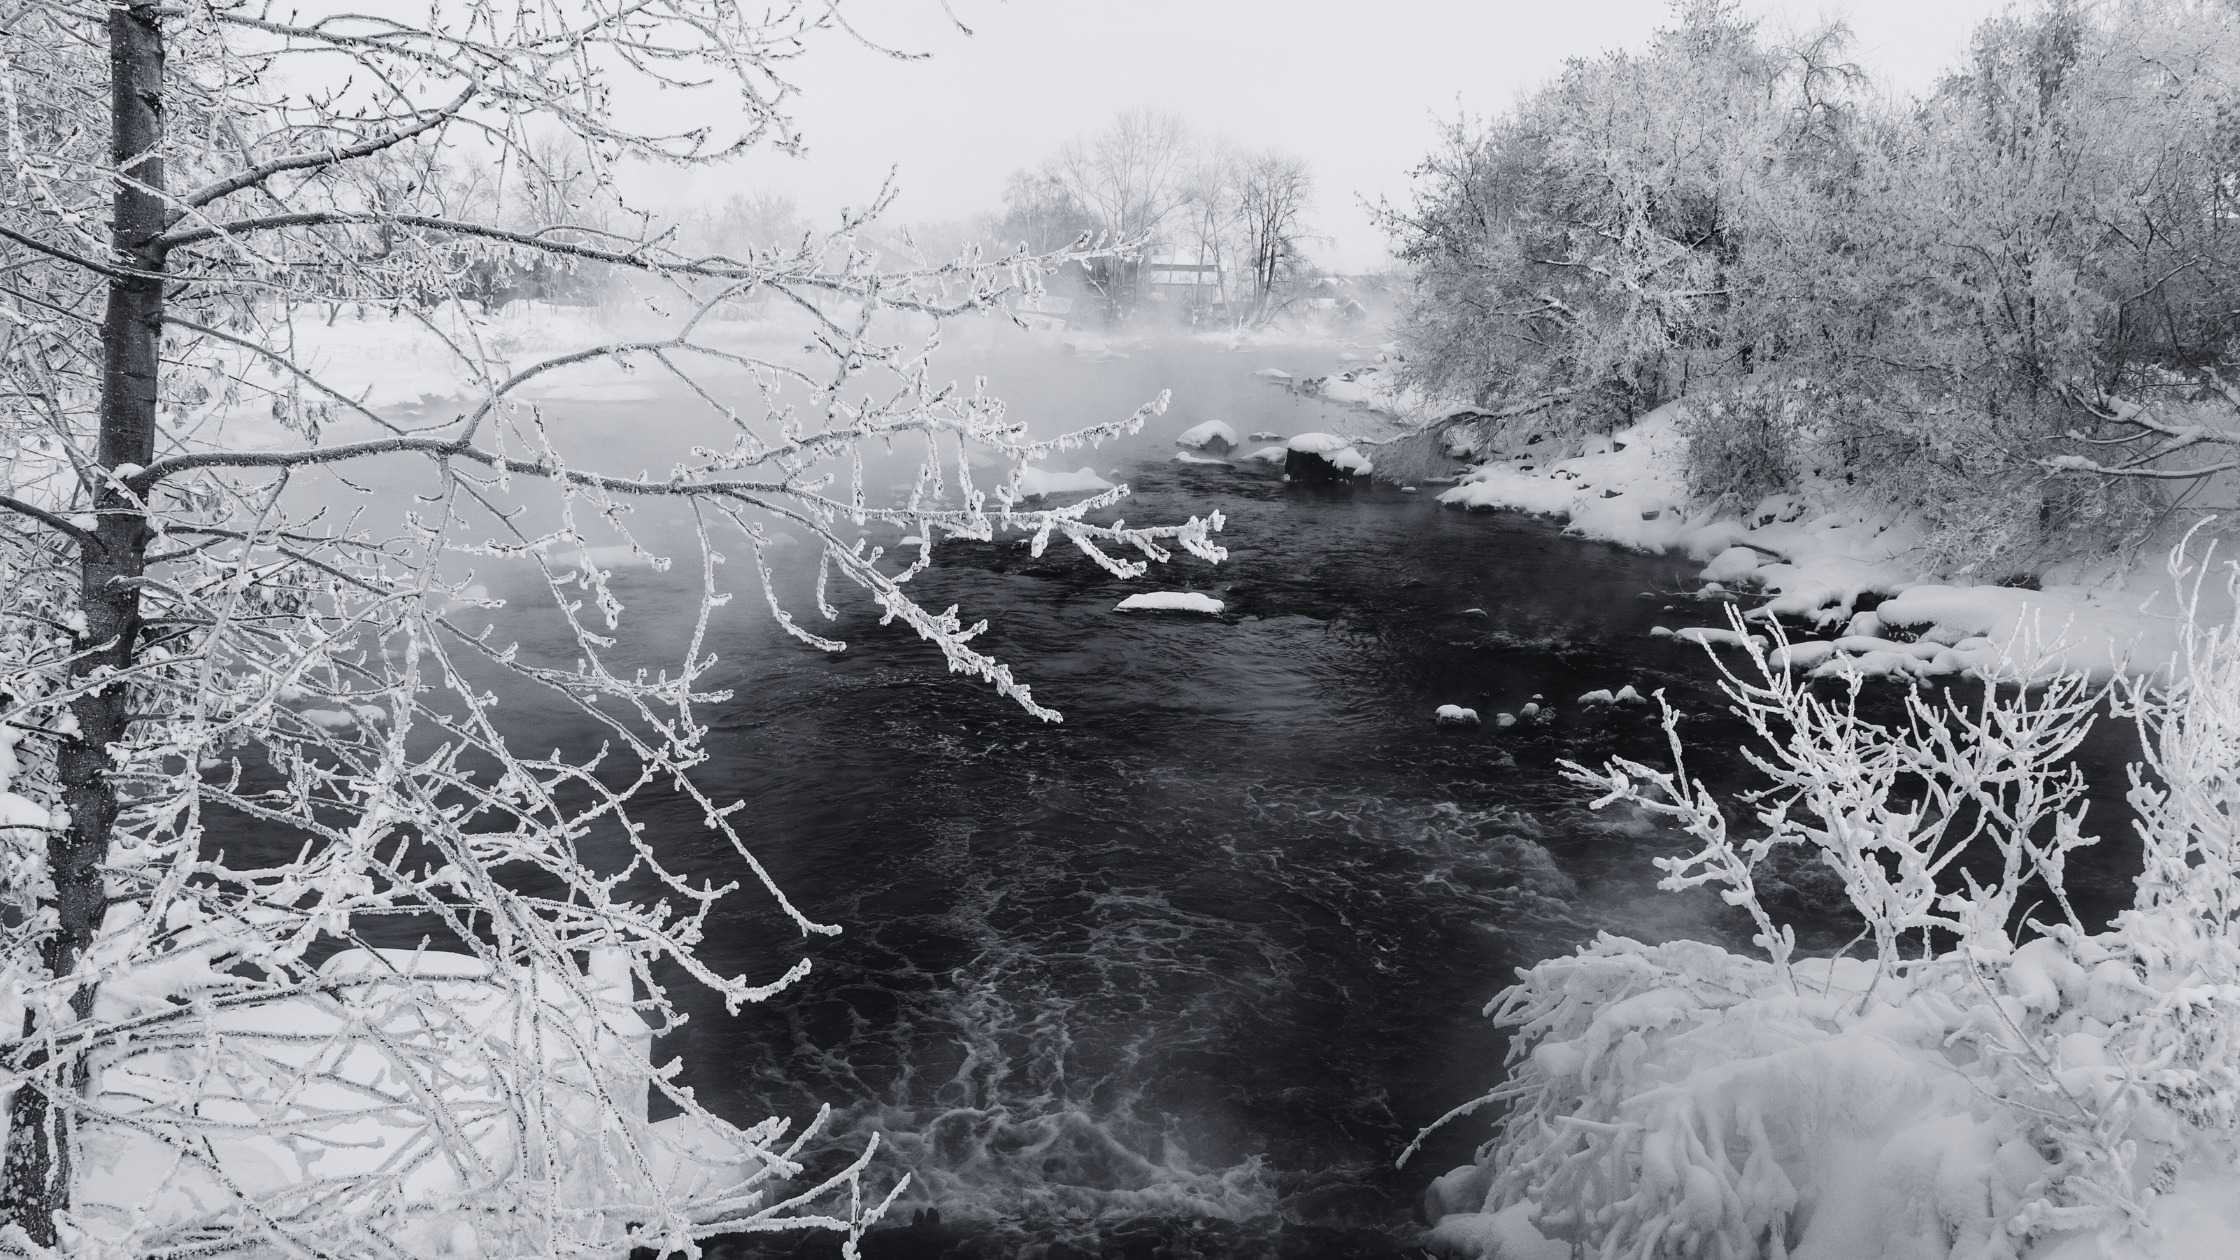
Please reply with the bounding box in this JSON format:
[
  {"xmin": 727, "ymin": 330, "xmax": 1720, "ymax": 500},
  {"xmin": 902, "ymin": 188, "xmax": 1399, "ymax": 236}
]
[
  {"xmin": 1699, "ymin": 545, "xmax": 1761, "ymax": 584},
  {"xmin": 1176, "ymin": 419, "xmax": 1239, "ymax": 451},
  {"xmin": 1246, "ymin": 445, "xmax": 1289, "ymax": 463},
  {"xmin": 1286, "ymin": 432, "xmax": 1373, "ymax": 476},
  {"xmin": 1427, "ymin": 927, "xmax": 2240, "ymax": 1260},
  {"xmin": 1872, "ymin": 584, "xmax": 2175, "ymax": 678},
  {"xmin": 74, "ymin": 946, "xmax": 773, "ymax": 1256},
  {"xmin": 1428, "ymin": 1201, "xmax": 1569, "ymax": 1260},
  {"xmin": 1441, "ymin": 402, "xmax": 2182, "ymax": 684},
  {"xmin": 1173, "ymin": 450, "xmax": 1231, "ymax": 466},
  {"xmin": 1013, "ymin": 464, "xmax": 1114, "ymax": 498},
  {"xmin": 1115, "ymin": 592, "xmax": 1224, "ymax": 615},
  {"xmin": 1253, "ymin": 368, "xmax": 1292, "ymax": 380},
  {"xmin": 1438, "ymin": 405, "xmax": 1696, "ymax": 553}
]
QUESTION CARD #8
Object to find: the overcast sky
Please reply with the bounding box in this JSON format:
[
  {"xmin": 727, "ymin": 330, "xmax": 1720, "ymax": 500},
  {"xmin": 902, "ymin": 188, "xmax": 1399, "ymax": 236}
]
[{"xmin": 659, "ymin": 1, "xmax": 2015, "ymax": 271}]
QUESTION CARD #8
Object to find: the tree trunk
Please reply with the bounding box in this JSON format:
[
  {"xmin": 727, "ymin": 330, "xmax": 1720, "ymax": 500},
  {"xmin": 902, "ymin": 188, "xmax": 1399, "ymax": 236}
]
[{"xmin": 0, "ymin": 4, "xmax": 163, "ymax": 1242}]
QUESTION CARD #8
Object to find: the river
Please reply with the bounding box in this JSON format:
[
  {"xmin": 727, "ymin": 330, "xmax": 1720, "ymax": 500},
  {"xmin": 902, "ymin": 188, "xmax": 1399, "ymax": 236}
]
[{"xmin": 255, "ymin": 341, "xmax": 2153, "ymax": 1259}]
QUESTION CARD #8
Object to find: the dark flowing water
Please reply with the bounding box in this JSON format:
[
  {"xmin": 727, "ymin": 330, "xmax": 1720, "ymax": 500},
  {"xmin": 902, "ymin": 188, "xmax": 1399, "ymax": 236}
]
[{"xmin": 227, "ymin": 342, "xmax": 2150, "ymax": 1258}]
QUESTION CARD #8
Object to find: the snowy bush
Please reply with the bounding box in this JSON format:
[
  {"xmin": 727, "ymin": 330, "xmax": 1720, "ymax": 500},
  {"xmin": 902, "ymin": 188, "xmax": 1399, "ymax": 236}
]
[
  {"xmin": 1412, "ymin": 549, "xmax": 2240, "ymax": 1259},
  {"xmin": 1678, "ymin": 385, "xmax": 1803, "ymax": 509}
]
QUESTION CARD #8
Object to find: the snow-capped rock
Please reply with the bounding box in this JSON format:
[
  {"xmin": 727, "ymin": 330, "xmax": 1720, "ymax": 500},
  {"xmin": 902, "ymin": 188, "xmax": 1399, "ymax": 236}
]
[
  {"xmin": 1114, "ymin": 592, "xmax": 1225, "ymax": 615},
  {"xmin": 1176, "ymin": 420, "xmax": 1238, "ymax": 453},
  {"xmin": 1284, "ymin": 432, "xmax": 1373, "ymax": 482},
  {"xmin": 1013, "ymin": 465, "xmax": 1114, "ymax": 498}
]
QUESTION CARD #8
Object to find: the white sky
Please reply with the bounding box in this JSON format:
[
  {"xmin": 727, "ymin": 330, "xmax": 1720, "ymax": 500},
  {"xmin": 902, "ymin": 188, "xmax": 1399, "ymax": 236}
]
[{"xmin": 650, "ymin": 1, "xmax": 2013, "ymax": 271}]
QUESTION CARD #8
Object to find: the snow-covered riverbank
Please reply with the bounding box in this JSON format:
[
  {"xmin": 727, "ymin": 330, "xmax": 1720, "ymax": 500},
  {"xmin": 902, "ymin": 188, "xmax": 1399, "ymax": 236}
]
[
  {"xmin": 1288, "ymin": 386, "xmax": 2240, "ymax": 1258},
  {"xmin": 1422, "ymin": 403, "xmax": 2200, "ymax": 685}
]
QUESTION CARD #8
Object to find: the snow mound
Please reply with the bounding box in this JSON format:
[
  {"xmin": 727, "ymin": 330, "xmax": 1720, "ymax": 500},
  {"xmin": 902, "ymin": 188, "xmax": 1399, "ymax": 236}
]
[
  {"xmin": 1253, "ymin": 368, "xmax": 1292, "ymax": 380},
  {"xmin": 1176, "ymin": 419, "xmax": 1238, "ymax": 452},
  {"xmin": 1173, "ymin": 450, "xmax": 1231, "ymax": 466},
  {"xmin": 1115, "ymin": 592, "xmax": 1224, "ymax": 615},
  {"xmin": 1246, "ymin": 445, "xmax": 1289, "ymax": 463},
  {"xmin": 1249, "ymin": 430, "xmax": 1283, "ymax": 441},
  {"xmin": 1700, "ymin": 545, "xmax": 1761, "ymax": 584},
  {"xmin": 1013, "ymin": 464, "xmax": 1115, "ymax": 498},
  {"xmin": 1435, "ymin": 704, "xmax": 1481, "ymax": 727}
]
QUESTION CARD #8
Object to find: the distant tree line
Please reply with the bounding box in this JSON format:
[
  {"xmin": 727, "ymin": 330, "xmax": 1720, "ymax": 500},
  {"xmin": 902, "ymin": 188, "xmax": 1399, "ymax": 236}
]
[
  {"xmin": 1387, "ymin": 0, "xmax": 2240, "ymax": 567},
  {"xmin": 993, "ymin": 110, "xmax": 1321, "ymax": 326},
  {"xmin": 433, "ymin": 110, "xmax": 1325, "ymax": 332}
]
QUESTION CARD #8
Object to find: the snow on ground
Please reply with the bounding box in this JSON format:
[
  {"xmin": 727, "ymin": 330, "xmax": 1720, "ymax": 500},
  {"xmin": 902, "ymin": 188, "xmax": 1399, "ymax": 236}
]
[
  {"xmin": 1432, "ymin": 403, "xmax": 2188, "ymax": 683},
  {"xmin": 1424, "ymin": 928, "xmax": 2240, "ymax": 1260},
  {"xmin": 71, "ymin": 946, "xmax": 762, "ymax": 1255},
  {"xmin": 1114, "ymin": 592, "xmax": 1224, "ymax": 614}
]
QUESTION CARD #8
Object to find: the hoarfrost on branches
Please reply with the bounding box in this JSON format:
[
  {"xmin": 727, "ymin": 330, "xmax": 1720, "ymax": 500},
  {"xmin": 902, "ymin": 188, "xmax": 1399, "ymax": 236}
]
[
  {"xmin": 1411, "ymin": 542, "xmax": 2240, "ymax": 1258},
  {"xmin": 0, "ymin": 1, "xmax": 1223, "ymax": 1254}
]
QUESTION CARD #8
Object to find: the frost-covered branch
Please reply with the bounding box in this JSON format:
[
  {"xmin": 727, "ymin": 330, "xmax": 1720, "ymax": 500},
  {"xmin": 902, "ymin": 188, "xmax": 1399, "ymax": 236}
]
[
  {"xmin": 1414, "ymin": 546, "xmax": 2240, "ymax": 1260},
  {"xmin": 0, "ymin": 1, "xmax": 1211, "ymax": 1253}
]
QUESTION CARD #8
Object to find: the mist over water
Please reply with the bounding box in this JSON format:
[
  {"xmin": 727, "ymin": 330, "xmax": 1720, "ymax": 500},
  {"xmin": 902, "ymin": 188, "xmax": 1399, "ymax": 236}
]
[{"xmin": 254, "ymin": 341, "xmax": 2149, "ymax": 1257}]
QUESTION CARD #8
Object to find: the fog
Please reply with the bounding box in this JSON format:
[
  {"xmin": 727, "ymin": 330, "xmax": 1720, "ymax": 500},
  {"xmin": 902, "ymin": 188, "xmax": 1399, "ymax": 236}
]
[{"xmin": 624, "ymin": 0, "xmax": 2016, "ymax": 273}]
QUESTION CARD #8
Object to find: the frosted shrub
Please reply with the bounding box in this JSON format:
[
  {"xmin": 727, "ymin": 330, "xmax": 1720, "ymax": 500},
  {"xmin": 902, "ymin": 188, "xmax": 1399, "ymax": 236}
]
[
  {"xmin": 1412, "ymin": 556, "xmax": 2240, "ymax": 1259},
  {"xmin": 1678, "ymin": 385, "xmax": 1804, "ymax": 510}
]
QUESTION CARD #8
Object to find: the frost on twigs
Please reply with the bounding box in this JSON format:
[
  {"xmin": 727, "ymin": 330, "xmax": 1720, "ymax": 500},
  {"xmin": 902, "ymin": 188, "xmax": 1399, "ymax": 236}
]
[
  {"xmin": 1409, "ymin": 565, "xmax": 2240, "ymax": 1258},
  {"xmin": 0, "ymin": 1, "xmax": 1224, "ymax": 1254}
]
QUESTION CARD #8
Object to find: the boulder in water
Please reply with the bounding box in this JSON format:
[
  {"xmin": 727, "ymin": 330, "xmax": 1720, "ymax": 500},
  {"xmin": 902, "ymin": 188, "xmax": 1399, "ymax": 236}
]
[
  {"xmin": 1176, "ymin": 420, "xmax": 1238, "ymax": 454},
  {"xmin": 1284, "ymin": 432, "xmax": 1372, "ymax": 483},
  {"xmin": 1435, "ymin": 704, "xmax": 1480, "ymax": 727}
]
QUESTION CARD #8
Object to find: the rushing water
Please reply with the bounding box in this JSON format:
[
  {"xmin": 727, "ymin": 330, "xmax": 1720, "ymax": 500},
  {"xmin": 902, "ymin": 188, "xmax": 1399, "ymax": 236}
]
[{"xmin": 232, "ymin": 341, "xmax": 2151, "ymax": 1258}]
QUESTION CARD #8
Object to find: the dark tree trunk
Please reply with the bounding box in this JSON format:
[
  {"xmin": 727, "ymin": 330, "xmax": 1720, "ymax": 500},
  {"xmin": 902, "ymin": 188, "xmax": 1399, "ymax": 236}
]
[{"xmin": 0, "ymin": 4, "xmax": 164, "ymax": 1242}]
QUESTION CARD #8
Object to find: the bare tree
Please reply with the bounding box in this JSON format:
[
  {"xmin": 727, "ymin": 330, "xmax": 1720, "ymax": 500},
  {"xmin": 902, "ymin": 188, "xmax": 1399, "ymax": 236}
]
[
  {"xmin": 1049, "ymin": 110, "xmax": 1194, "ymax": 316},
  {"xmin": 1176, "ymin": 141, "xmax": 1245, "ymax": 318},
  {"xmin": 0, "ymin": 3, "xmax": 1223, "ymax": 1255},
  {"xmin": 1237, "ymin": 150, "xmax": 1313, "ymax": 324},
  {"xmin": 698, "ymin": 190, "xmax": 810, "ymax": 256}
]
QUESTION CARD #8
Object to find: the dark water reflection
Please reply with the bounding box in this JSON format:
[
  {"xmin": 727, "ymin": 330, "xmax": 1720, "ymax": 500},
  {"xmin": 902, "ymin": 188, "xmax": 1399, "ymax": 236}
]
[{"xmin": 233, "ymin": 343, "xmax": 2150, "ymax": 1258}]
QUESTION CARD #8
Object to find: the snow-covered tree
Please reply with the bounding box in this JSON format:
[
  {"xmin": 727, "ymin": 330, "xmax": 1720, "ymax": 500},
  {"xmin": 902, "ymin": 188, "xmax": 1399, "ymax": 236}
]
[
  {"xmin": 1389, "ymin": 0, "xmax": 2240, "ymax": 563},
  {"xmin": 0, "ymin": 2, "xmax": 1223, "ymax": 1255}
]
